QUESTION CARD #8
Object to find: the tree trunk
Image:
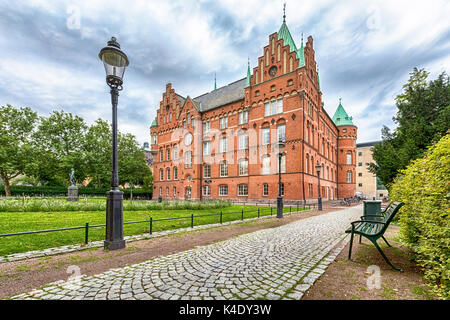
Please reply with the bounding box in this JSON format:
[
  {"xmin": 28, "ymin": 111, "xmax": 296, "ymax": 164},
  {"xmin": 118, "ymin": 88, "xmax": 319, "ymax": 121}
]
[{"xmin": 1, "ymin": 173, "xmax": 11, "ymax": 197}]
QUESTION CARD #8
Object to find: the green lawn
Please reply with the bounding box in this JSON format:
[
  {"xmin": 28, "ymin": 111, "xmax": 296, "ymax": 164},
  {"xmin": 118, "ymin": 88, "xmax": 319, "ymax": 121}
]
[{"xmin": 0, "ymin": 203, "xmax": 306, "ymax": 256}]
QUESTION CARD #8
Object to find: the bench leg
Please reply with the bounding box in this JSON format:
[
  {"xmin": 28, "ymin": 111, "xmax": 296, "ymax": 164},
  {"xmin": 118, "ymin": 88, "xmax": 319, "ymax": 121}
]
[
  {"xmin": 373, "ymin": 240, "xmax": 403, "ymax": 272},
  {"xmin": 348, "ymin": 231, "xmax": 355, "ymax": 260},
  {"xmin": 359, "ymin": 234, "xmax": 362, "ymax": 244},
  {"xmin": 382, "ymin": 235, "xmax": 392, "ymax": 247}
]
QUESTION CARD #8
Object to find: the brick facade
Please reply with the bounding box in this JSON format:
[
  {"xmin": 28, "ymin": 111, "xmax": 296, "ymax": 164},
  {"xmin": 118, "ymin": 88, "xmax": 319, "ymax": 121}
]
[{"xmin": 150, "ymin": 21, "xmax": 356, "ymax": 202}]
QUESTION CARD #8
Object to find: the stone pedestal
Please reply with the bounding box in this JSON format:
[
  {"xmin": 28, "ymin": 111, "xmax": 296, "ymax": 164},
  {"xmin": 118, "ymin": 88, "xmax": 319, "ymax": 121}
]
[{"xmin": 67, "ymin": 186, "xmax": 79, "ymax": 201}]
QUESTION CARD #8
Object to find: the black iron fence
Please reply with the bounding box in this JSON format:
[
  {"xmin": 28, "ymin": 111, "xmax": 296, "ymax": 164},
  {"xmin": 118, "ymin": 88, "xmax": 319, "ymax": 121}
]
[{"xmin": 0, "ymin": 203, "xmax": 315, "ymax": 247}]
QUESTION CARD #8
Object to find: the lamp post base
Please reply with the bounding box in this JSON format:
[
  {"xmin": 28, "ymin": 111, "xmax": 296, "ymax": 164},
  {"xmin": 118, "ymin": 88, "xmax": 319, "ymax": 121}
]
[
  {"xmin": 318, "ymin": 197, "xmax": 322, "ymax": 211},
  {"xmin": 104, "ymin": 189, "xmax": 126, "ymax": 250},
  {"xmin": 277, "ymin": 196, "xmax": 283, "ymax": 218}
]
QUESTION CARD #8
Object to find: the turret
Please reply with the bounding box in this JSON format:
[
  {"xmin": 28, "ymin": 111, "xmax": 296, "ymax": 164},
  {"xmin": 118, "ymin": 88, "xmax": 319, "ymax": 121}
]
[{"xmin": 332, "ymin": 99, "xmax": 357, "ymax": 199}]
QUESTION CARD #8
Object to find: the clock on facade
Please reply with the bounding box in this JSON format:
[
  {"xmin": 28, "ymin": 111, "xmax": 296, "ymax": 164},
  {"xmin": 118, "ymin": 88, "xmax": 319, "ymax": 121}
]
[
  {"xmin": 269, "ymin": 66, "xmax": 277, "ymax": 77},
  {"xmin": 184, "ymin": 133, "xmax": 193, "ymax": 146}
]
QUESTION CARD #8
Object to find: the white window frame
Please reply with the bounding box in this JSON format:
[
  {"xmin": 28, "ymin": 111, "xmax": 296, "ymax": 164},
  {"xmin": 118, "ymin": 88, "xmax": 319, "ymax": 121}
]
[
  {"xmin": 262, "ymin": 127, "xmax": 270, "ymax": 145},
  {"xmin": 262, "ymin": 155, "xmax": 271, "ymax": 175},
  {"xmin": 220, "ymin": 116, "xmax": 228, "ymax": 129},
  {"xmin": 277, "ymin": 124, "xmax": 286, "ymax": 142},
  {"xmin": 219, "ymin": 185, "xmax": 228, "ymax": 196},
  {"xmin": 220, "ymin": 136, "xmax": 227, "ymax": 153},
  {"xmin": 238, "ymin": 184, "xmax": 248, "ymax": 196},
  {"xmin": 203, "ymin": 141, "xmax": 210, "ymax": 156},
  {"xmin": 239, "ymin": 159, "xmax": 248, "ymax": 176},
  {"xmin": 166, "ymin": 167, "xmax": 170, "ymax": 180},
  {"xmin": 174, "ymin": 167, "xmax": 178, "ymax": 180},
  {"xmin": 202, "ymin": 185, "xmax": 211, "ymax": 197},
  {"xmin": 263, "ymin": 183, "xmax": 269, "ymax": 196},
  {"xmin": 185, "ymin": 151, "xmax": 192, "ymax": 168},
  {"xmin": 203, "ymin": 163, "xmax": 211, "ymax": 178},
  {"xmin": 220, "ymin": 161, "xmax": 228, "ymax": 177},
  {"xmin": 238, "ymin": 132, "xmax": 248, "ymax": 150}
]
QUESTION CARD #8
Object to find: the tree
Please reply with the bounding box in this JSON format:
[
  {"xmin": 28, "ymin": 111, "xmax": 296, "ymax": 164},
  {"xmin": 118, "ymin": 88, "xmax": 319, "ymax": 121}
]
[
  {"xmin": 369, "ymin": 68, "xmax": 450, "ymax": 187},
  {"xmin": 0, "ymin": 105, "xmax": 38, "ymax": 196},
  {"xmin": 83, "ymin": 119, "xmax": 112, "ymax": 188},
  {"xmin": 118, "ymin": 132, "xmax": 152, "ymax": 187},
  {"xmin": 32, "ymin": 110, "xmax": 88, "ymax": 185}
]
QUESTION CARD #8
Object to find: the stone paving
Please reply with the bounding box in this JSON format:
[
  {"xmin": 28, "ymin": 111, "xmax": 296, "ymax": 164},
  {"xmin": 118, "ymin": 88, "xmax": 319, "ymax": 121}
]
[{"xmin": 9, "ymin": 206, "xmax": 361, "ymax": 300}]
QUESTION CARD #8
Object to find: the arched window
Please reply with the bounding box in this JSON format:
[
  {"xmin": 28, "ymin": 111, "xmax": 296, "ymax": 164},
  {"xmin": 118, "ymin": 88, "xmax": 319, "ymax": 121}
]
[
  {"xmin": 277, "ymin": 44, "xmax": 281, "ymax": 61},
  {"xmin": 271, "ymin": 38, "xmax": 275, "ymax": 55},
  {"xmin": 265, "ymin": 50, "xmax": 269, "ymax": 66},
  {"xmin": 289, "ymin": 56, "xmax": 293, "ymax": 72},
  {"xmin": 166, "ymin": 167, "xmax": 170, "ymax": 180},
  {"xmin": 283, "ymin": 50, "xmax": 287, "ymax": 73},
  {"xmin": 346, "ymin": 152, "xmax": 352, "ymax": 165},
  {"xmin": 255, "ymin": 70, "xmax": 259, "ymax": 84},
  {"xmin": 160, "ymin": 168, "xmax": 164, "ymax": 181},
  {"xmin": 260, "ymin": 62, "xmax": 263, "ymax": 83},
  {"xmin": 346, "ymin": 170, "xmax": 352, "ymax": 183}
]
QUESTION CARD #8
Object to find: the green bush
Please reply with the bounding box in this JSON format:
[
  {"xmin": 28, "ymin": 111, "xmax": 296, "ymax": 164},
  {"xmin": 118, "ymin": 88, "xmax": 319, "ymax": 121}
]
[{"xmin": 390, "ymin": 133, "xmax": 450, "ymax": 299}]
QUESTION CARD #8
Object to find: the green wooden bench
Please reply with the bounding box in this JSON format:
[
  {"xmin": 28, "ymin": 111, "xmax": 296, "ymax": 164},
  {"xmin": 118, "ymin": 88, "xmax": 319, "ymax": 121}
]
[{"xmin": 345, "ymin": 201, "xmax": 404, "ymax": 271}]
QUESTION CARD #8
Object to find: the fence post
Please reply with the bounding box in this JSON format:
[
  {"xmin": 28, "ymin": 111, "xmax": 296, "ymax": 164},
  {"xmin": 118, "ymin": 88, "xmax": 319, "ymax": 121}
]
[
  {"xmin": 258, "ymin": 208, "xmax": 260, "ymax": 218},
  {"xmin": 290, "ymin": 206, "xmax": 292, "ymax": 213},
  {"xmin": 270, "ymin": 207, "xmax": 273, "ymax": 216},
  {"xmin": 191, "ymin": 214, "xmax": 194, "ymax": 228},
  {"xmin": 150, "ymin": 217, "xmax": 153, "ymax": 235},
  {"xmin": 297, "ymin": 203, "xmax": 299, "ymax": 212},
  {"xmin": 220, "ymin": 211, "xmax": 223, "ymax": 224},
  {"xmin": 85, "ymin": 222, "xmax": 89, "ymax": 244},
  {"xmin": 241, "ymin": 209, "xmax": 244, "ymax": 220}
]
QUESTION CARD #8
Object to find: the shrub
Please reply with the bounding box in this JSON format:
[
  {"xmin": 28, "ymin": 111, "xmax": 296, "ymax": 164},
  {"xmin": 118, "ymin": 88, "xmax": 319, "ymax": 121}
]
[{"xmin": 390, "ymin": 133, "xmax": 450, "ymax": 299}]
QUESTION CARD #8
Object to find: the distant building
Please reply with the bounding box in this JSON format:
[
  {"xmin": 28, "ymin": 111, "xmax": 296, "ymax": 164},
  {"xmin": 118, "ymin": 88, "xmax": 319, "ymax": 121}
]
[
  {"xmin": 355, "ymin": 141, "xmax": 388, "ymax": 200},
  {"xmin": 143, "ymin": 142, "xmax": 153, "ymax": 167}
]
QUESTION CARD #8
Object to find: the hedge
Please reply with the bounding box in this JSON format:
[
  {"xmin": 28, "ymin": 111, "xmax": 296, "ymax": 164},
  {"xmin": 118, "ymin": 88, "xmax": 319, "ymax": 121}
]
[
  {"xmin": 390, "ymin": 133, "xmax": 450, "ymax": 299},
  {"xmin": 0, "ymin": 185, "xmax": 152, "ymax": 199}
]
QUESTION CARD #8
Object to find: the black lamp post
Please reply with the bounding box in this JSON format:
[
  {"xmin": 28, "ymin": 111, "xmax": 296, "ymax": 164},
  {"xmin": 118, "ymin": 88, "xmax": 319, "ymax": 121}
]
[
  {"xmin": 315, "ymin": 163, "xmax": 323, "ymax": 211},
  {"xmin": 99, "ymin": 37, "xmax": 129, "ymax": 250},
  {"xmin": 276, "ymin": 139, "xmax": 285, "ymax": 218}
]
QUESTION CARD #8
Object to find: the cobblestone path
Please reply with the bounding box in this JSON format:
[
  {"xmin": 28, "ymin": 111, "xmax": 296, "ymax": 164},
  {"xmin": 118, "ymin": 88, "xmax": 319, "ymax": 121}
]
[{"xmin": 10, "ymin": 206, "xmax": 361, "ymax": 300}]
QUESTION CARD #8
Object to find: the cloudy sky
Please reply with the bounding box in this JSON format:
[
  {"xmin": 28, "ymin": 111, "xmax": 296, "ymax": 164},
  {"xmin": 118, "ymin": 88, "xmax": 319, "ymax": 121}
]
[{"xmin": 0, "ymin": 0, "xmax": 449, "ymax": 144}]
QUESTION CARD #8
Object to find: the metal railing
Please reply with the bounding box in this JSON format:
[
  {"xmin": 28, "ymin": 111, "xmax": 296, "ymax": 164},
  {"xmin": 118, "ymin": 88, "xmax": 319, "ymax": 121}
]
[{"xmin": 0, "ymin": 203, "xmax": 315, "ymax": 246}]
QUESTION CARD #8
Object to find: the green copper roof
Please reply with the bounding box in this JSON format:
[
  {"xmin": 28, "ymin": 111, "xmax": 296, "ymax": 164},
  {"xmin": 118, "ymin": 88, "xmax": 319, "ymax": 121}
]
[
  {"xmin": 278, "ymin": 22, "xmax": 298, "ymax": 54},
  {"xmin": 298, "ymin": 36, "xmax": 305, "ymax": 67},
  {"xmin": 332, "ymin": 100, "xmax": 354, "ymax": 126},
  {"xmin": 151, "ymin": 119, "xmax": 158, "ymax": 127},
  {"xmin": 246, "ymin": 59, "xmax": 251, "ymax": 87}
]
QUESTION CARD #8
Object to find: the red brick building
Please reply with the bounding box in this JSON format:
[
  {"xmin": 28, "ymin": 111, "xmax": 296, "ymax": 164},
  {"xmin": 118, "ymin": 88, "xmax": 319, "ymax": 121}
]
[{"xmin": 150, "ymin": 17, "xmax": 357, "ymax": 202}]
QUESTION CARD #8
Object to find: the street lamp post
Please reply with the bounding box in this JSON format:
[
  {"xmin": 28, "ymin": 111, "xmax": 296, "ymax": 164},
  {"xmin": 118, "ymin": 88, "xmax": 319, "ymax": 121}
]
[
  {"xmin": 99, "ymin": 37, "xmax": 129, "ymax": 250},
  {"xmin": 315, "ymin": 163, "xmax": 323, "ymax": 211},
  {"xmin": 277, "ymin": 139, "xmax": 285, "ymax": 218}
]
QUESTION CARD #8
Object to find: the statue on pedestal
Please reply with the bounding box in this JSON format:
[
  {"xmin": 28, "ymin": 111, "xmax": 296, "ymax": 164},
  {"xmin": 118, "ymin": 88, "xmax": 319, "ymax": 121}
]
[{"xmin": 67, "ymin": 168, "xmax": 79, "ymax": 201}]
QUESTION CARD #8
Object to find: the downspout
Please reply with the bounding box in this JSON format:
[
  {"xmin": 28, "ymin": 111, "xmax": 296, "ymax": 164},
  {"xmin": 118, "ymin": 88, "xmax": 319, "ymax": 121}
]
[{"xmin": 300, "ymin": 90, "xmax": 306, "ymax": 205}]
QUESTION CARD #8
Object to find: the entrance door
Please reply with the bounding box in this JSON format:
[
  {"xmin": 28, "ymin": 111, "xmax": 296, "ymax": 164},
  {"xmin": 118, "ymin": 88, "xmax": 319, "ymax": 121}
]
[{"xmin": 185, "ymin": 187, "xmax": 191, "ymax": 200}]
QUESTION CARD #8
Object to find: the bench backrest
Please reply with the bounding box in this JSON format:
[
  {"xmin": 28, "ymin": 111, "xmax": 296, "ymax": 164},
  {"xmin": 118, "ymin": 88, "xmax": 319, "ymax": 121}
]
[{"xmin": 377, "ymin": 201, "xmax": 404, "ymax": 235}]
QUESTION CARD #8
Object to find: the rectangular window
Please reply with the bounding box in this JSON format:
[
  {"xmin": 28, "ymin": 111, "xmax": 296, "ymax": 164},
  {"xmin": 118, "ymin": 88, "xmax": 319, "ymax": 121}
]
[
  {"xmin": 280, "ymin": 154, "xmax": 286, "ymax": 173},
  {"xmin": 173, "ymin": 146, "xmax": 178, "ymax": 160},
  {"xmin": 262, "ymin": 127, "xmax": 270, "ymax": 145},
  {"xmin": 167, "ymin": 148, "xmax": 170, "ymax": 161},
  {"xmin": 151, "ymin": 135, "xmax": 157, "ymax": 145},
  {"xmin": 185, "ymin": 151, "xmax": 192, "ymax": 168},
  {"xmin": 166, "ymin": 168, "xmax": 170, "ymax": 180},
  {"xmin": 220, "ymin": 136, "xmax": 227, "ymax": 153},
  {"xmin": 174, "ymin": 167, "xmax": 178, "ymax": 180},
  {"xmin": 358, "ymin": 151, "xmax": 362, "ymax": 156},
  {"xmin": 219, "ymin": 185, "xmax": 228, "ymax": 196},
  {"xmin": 277, "ymin": 124, "xmax": 286, "ymax": 142},
  {"xmin": 220, "ymin": 162, "xmax": 228, "ymax": 177},
  {"xmin": 203, "ymin": 164, "xmax": 211, "ymax": 178},
  {"xmin": 160, "ymin": 169, "xmax": 164, "ymax": 181},
  {"xmin": 264, "ymin": 99, "xmax": 283, "ymax": 117},
  {"xmin": 203, "ymin": 141, "xmax": 210, "ymax": 156},
  {"xmin": 262, "ymin": 156, "xmax": 270, "ymax": 175},
  {"xmin": 358, "ymin": 183, "xmax": 363, "ymax": 187},
  {"xmin": 238, "ymin": 133, "xmax": 248, "ymax": 150},
  {"xmin": 346, "ymin": 153, "xmax": 352, "ymax": 165},
  {"xmin": 173, "ymin": 187, "xmax": 177, "ymax": 197},
  {"xmin": 220, "ymin": 116, "xmax": 228, "ymax": 129},
  {"xmin": 358, "ymin": 172, "xmax": 362, "ymax": 177},
  {"xmin": 203, "ymin": 121, "xmax": 210, "ymax": 133},
  {"xmin": 160, "ymin": 150, "xmax": 163, "ymax": 162},
  {"xmin": 202, "ymin": 186, "xmax": 210, "ymax": 196},
  {"xmin": 238, "ymin": 184, "xmax": 248, "ymax": 196},
  {"xmin": 239, "ymin": 111, "xmax": 248, "ymax": 124},
  {"xmin": 263, "ymin": 184, "xmax": 269, "ymax": 196},
  {"xmin": 358, "ymin": 162, "xmax": 362, "ymax": 166},
  {"xmin": 239, "ymin": 159, "xmax": 248, "ymax": 176}
]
